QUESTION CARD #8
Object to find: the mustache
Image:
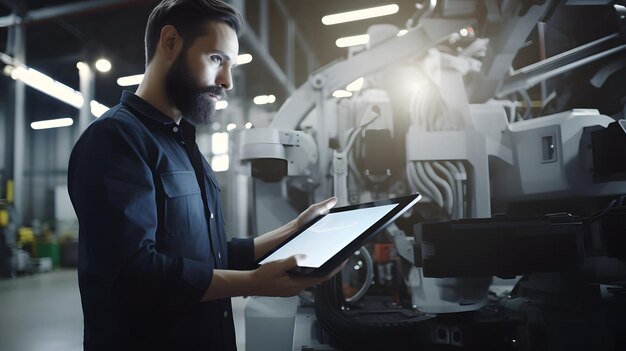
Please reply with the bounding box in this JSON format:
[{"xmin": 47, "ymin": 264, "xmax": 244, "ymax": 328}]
[{"xmin": 199, "ymin": 86, "xmax": 227, "ymax": 100}]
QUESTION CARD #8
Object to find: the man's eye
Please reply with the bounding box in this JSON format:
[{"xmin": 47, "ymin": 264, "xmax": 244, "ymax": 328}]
[{"xmin": 211, "ymin": 56, "xmax": 223, "ymax": 64}]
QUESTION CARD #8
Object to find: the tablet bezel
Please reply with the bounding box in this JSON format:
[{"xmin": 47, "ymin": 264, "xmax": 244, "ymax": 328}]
[{"xmin": 255, "ymin": 194, "xmax": 421, "ymax": 277}]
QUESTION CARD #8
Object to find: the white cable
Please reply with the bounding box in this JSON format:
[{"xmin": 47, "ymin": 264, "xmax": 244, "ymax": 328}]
[
  {"xmin": 407, "ymin": 162, "xmax": 431, "ymax": 201},
  {"xmin": 416, "ymin": 162, "xmax": 444, "ymax": 208},
  {"xmin": 442, "ymin": 161, "xmax": 463, "ymax": 218},
  {"xmin": 425, "ymin": 162, "xmax": 454, "ymax": 216},
  {"xmin": 432, "ymin": 161, "xmax": 457, "ymax": 218}
]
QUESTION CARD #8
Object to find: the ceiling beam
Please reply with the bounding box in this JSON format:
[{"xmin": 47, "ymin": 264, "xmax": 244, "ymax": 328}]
[{"xmin": 0, "ymin": 0, "xmax": 152, "ymax": 28}]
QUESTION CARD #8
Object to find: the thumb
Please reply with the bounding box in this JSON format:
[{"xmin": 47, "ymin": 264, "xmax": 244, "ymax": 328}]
[
  {"xmin": 279, "ymin": 255, "xmax": 305, "ymax": 270},
  {"xmin": 319, "ymin": 197, "xmax": 337, "ymax": 213}
]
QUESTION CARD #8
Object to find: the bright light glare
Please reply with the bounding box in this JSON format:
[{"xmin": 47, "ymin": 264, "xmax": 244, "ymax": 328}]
[
  {"xmin": 226, "ymin": 123, "xmax": 237, "ymax": 131},
  {"xmin": 31, "ymin": 118, "xmax": 74, "ymax": 130},
  {"xmin": 11, "ymin": 66, "xmax": 84, "ymax": 108},
  {"xmin": 90, "ymin": 101, "xmax": 109, "ymax": 117},
  {"xmin": 212, "ymin": 132, "xmax": 229, "ymax": 154},
  {"xmin": 237, "ymin": 54, "xmax": 253, "ymax": 65},
  {"xmin": 253, "ymin": 95, "xmax": 276, "ymax": 105},
  {"xmin": 346, "ymin": 77, "xmax": 364, "ymax": 92},
  {"xmin": 336, "ymin": 34, "xmax": 369, "ymax": 48},
  {"xmin": 322, "ymin": 4, "xmax": 399, "ymax": 25},
  {"xmin": 211, "ymin": 154, "xmax": 230, "ymax": 172},
  {"xmin": 10, "ymin": 64, "xmax": 109, "ymax": 117},
  {"xmin": 216, "ymin": 100, "xmax": 228, "ymax": 110},
  {"xmin": 95, "ymin": 59, "xmax": 111, "ymax": 73},
  {"xmin": 245, "ymin": 122, "xmax": 253, "ymax": 129},
  {"xmin": 459, "ymin": 28, "xmax": 469, "ymax": 37},
  {"xmin": 117, "ymin": 74, "xmax": 144, "ymax": 87},
  {"xmin": 397, "ymin": 29, "xmax": 408, "ymax": 36},
  {"xmin": 332, "ymin": 90, "xmax": 352, "ymax": 98},
  {"xmin": 76, "ymin": 62, "xmax": 89, "ymax": 72}
]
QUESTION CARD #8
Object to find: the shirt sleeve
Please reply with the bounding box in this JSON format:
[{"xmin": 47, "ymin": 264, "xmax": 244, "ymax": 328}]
[
  {"xmin": 68, "ymin": 115, "xmax": 212, "ymax": 306},
  {"xmin": 227, "ymin": 237, "xmax": 257, "ymax": 270}
]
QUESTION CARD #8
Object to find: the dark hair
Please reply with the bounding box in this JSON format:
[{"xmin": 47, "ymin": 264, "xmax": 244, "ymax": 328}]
[{"xmin": 144, "ymin": 0, "xmax": 243, "ymax": 66}]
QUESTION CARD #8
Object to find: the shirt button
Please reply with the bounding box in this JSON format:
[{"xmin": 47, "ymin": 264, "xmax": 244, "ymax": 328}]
[
  {"xmin": 172, "ymin": 126, "xmax": 179, "ymax": 133},
  {"xmin": 210, "ymin": 213, "xmax": 214, "ymax": 219},
  {"xmin": 223, "ymin": 310, "xmax": 228, "ymax": 318},
  {"xmin": 218, "ymin": 252, "xmax": 221, "ymax": 259}
]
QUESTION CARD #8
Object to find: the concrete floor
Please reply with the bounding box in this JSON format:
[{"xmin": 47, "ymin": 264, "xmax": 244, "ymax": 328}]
[{"xmin": 0, "ymin": 270, "xmax": 248, "ymax": 351}]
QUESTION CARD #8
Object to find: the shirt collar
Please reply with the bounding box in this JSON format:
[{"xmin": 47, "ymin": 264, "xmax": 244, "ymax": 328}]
[{"xmin": 119, "ymin": 90, "xmax": 197, "ymax": 132}]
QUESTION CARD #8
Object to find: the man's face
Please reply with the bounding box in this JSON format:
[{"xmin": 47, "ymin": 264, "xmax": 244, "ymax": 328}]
[{"xmin": 165, "ymin": 21, "xmax": 238, "ymax": 125}]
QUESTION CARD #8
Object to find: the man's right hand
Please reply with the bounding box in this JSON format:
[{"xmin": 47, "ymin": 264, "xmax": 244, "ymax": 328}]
[
  {"xmin": 202, "ymin": 256, "xmax": 345, "ymax": 301},
  {"xmin": 251, "ymin": 256, "xmax": 345, "ymax": 297}
]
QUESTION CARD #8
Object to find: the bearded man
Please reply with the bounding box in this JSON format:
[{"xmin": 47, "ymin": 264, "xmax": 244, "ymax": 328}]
[{"xmin": 68, "ymin": 1, "xmax": 337, "ymax": 350}]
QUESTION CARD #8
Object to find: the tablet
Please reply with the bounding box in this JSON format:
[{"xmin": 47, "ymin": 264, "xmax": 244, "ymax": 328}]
[{"xmin": 256, "ymin": 194, "xmax": 421, "ymax": 276}]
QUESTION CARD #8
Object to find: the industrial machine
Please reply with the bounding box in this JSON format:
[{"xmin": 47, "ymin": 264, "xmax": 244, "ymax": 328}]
[{"xmin": 238, "ymin": 0, "xmax": 626, "ymax": 350}]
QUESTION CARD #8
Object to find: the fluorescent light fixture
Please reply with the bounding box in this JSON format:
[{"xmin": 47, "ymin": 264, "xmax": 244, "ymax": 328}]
[
  {"xmin": 245, "ymin": 122, "xmax": 253, "ymax": 129},
  {"xmin": 237, "ymin": 53, "xmax": 253, "ymax": 65},
  {"xmin": 31, "ymin": 118, "xmax": 74, "ymax": 130},
  {"xmin": 332, "ymin": 90, "xmax": 353, "ymax": 98},
  {"xmin": 253, "ymin": 95, "xmax": 276, "ymax": 105},
  {"xmin": 216, "ymin": 100, "xmax": 228, "ymax": 110},
  {"xmin": 346, "ymin": 77, "xmax": 364, "ymax": 92},
  {"xmin": 336, "ymin": 34, "xmax": 369, "ymax": 48},
  {"xmin": 76, "ymin": 61, "xmax": 89, "ymax": 72},
  {"xmin": 322, "ymin": 4, "xmax": 399, "ymax": 25},
  {"xmin": 226, "ymin": 123, "xmax": 237, "ymax": 131},
  {"xmin": 117, "ymin": 74, "xmax": 144, "ymax": 87},
  {"xmin": 95, "ymin": 59, "xmax": 112, "ymax": 73},
  {"xmin": 397, "ymin": 29, "xmax": 408, "ymax": 36},
  {"xmin": 9, "ymin": 64, "xmax": 109, "ymax": 117},
  {"xmin": 11, "ymin": 66, "xmax": 84, "ymax": 108}
]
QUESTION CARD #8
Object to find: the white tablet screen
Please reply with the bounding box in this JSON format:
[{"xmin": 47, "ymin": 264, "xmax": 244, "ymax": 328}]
[{"xmin": 259, "ymin": 203, "xmax": 399, "ymax": 268}]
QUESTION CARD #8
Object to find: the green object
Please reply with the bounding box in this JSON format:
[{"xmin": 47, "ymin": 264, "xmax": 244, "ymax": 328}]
[{"xmin": 35, "ymin": 242, "xmax": 61, "ymax": 268}]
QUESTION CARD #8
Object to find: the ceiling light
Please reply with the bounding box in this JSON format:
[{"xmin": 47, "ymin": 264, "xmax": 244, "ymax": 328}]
[
  {"xmin": 10, "ymin": 64, "xmax": 109, "ymax": 117},
  {"xmin": 335, "ymin": 34, "xmax": 369, "ymax": 48},
  {"xmin": 117, "ymin": 74, "xmax": 144, "ymax": 87},
  {"xmin": 322, "ymin": 4, "xmax": 399, "ymax": 25},
  {"xmin": 226, "ymin": 123, "xmax": 237, "ymax": 131},
  {"xmin": 90, "ymin": 101, "xmax": 109, "ymax": 117},
  {"xmin": 346, "ymin": 77, "xmax": 364, "ymax": 92},
  {"xmin": 237, "ymin": 54, "xmax": 253, "ymax": 65},
  {"xmin": 332, "ymin": 90, "xmax": 353, "ymax": 98},
  {"xmin": 31, "ymin": 118, "xmax": 74, "ymax": 130},
  {"xmin": 95, "ymin": 59, "xmax": 111, "ymax": 73},
  {"xmin": 253, "ymin": 95, "xmax": 276, "ymax": 105},
  {"xmin": 76, "ymin": 62, "xmax": 89, "ymax": 72},
  {"xmin": 459, "ymin": 28, "xmax": 469, "ymax": 37},
  {"xmin": 11, "ymin": 66, "xmax": 84, "ymax": 108},
  {"xmin": 216, "ymin": 101, "xmax": 228, "ymax": 110}
]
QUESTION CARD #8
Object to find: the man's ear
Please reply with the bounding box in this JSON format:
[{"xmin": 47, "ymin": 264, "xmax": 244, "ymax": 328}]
[{"xmin": 159, "ymin": 25, "xmax": 183, "ymax": 61}]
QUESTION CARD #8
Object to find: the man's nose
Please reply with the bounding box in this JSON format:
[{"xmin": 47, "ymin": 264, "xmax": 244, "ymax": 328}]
[{"xmin": 216, "ymin": 68, "xmax": 233, "ymax": 90}]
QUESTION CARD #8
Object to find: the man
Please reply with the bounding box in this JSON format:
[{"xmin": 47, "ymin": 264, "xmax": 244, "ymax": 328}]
[{"xmin": 68, "ymin": 0, "xmax": 339, "ymax": 349}]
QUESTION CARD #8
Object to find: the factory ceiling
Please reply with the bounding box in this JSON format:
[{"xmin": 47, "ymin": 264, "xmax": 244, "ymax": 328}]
[{"xmin": 0, "ymin": 0, "xmax": 624, "ymax": 125}]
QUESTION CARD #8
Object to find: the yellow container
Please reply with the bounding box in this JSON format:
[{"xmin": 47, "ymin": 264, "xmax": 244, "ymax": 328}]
[{"xmin": 0, "ymin": 209, "xmax": 8, "ymax": 227}]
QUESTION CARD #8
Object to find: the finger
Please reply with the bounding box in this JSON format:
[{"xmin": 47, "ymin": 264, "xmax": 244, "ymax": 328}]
[
  {"xmin": 280, "ymin": 255, "xmax": 305, "ymax": 270},
  {"xmin": 318, "ymin": 197, "xmax": 337, "ymax": 214}
]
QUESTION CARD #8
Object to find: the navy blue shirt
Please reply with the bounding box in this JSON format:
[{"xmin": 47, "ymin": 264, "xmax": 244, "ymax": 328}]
[{"xmin": 68, "ymin": 91, "xmax": 256, "ymax": 350}]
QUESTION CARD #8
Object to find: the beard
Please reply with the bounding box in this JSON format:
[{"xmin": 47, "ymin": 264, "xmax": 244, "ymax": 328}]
[{"xmin": 165, "ymin": 49, "xmax": 225, "ymax": 125}]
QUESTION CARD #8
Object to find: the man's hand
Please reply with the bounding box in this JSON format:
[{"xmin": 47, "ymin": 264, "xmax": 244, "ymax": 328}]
[
  {"xmin": 251, "ymin": 255, "xmax": 346, "ymax": 297},
  {"xmin": 295, "ymin": 197, "xmax": 338, "ymax": 231}
]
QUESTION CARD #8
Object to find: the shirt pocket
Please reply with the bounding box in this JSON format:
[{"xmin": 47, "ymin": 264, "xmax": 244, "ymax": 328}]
[{"xmin": 161, "ymin": 171, "xmax": 204, "ymax": 238}]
